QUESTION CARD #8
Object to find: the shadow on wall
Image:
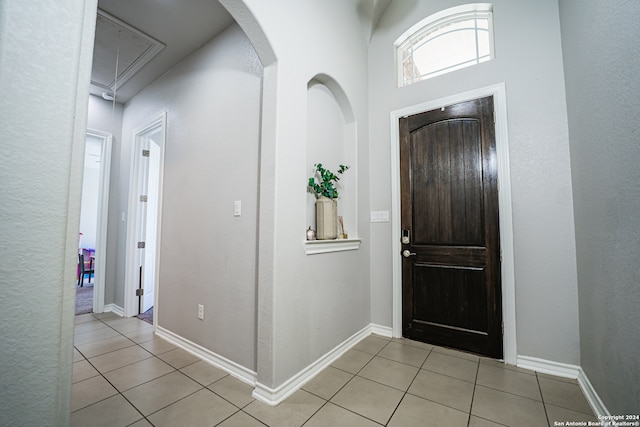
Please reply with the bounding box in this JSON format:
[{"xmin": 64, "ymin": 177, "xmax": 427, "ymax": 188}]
[{"xmin": 356, "ymin": 0, "xmax": 419, "ymax": 33}]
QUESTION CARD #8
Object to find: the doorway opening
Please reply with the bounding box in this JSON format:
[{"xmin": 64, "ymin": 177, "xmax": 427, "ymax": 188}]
[
  {"xmin": 76, "ymin": 130, "xmax": 112, "ymax": 316},
  {"xmin": 124, "ymin": 113, "xmax": 166, "ymax": 323}
]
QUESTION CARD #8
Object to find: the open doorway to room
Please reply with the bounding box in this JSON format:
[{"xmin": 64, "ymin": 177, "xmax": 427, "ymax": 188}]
[
  {"xmin": 125, "ymin": 113, "xmax": 166, "ymax": 325},
  {"xmin": 76, "ymin": 130, "xmax": 112, "ymax": 316}
]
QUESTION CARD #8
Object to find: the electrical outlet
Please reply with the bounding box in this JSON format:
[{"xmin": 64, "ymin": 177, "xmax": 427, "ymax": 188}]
[
  {"xmin": 197, "ymin": 304, "xmax": 204, "ymax": 320},
  {"xmin": 234, "ymin": 200, "xmax": 241, "ymax": 216}
]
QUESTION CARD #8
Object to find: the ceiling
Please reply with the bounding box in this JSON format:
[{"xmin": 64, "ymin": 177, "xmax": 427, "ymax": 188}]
[
  {"xmin": 90, "ymin": 0, "xmax": 392, "ymax": 105},
  {"xmin": 90, "ymin": 0, "xmax": 234, "ymax": 104}
]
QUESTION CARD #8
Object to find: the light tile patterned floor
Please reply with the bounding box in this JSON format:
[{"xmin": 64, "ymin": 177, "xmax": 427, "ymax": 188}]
[{"xmin": 71, "ymin": 313, "xmax": 596, "ymax": 426}]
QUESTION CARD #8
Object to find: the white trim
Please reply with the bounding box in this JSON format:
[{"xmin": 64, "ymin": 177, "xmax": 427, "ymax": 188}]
[
  {"xmin": 91, "ymin": 9, "xmax": 165, "ymax": 95},
  {"xmin": 103, "ymin": 303, "xmax": 124, "ymax": 317},
  {"xmin": 370, "ymin": 323, "xmax": 393, "ymax": 338},
  {"xmin": 389, "ymin": 83, "xmax": 517, "ymax": 365},
  {"xmin": 149, "ymin": 125, "xmax": 166, "ymax": 326},
  {"xmin": 577, "ymin": 368, "xmax": 610, "ymax": 417},
  {"xmin": 394, "ymin": 3, "xmax": 493, "ymax": 49},
  {"xmin": 517, "ymin": 355, "xmax": 610, "ymax": 417},
  {"xmin": 155, "ymin": 326, "xmax": 256, "ymax": 386},
  {"xmin": 86, "ymin": 129, "xmax": 112, "ymax": 314},
  {"xmin": 124, "ymin": 112, "xmax": 167, "ymax": 317},
  {"xmin": 304, "ymin": 238, "xmax": 361, "ymax": 255},
  {"xmin": 252, "ymin": 324, "xmax": 374, "ymax": 406},
  {"xmin": 517, "ymin": 355, "xmax": 580, "ymax": 379},
  {"xmin": 394, "ymin": 3, "xmax": 494, "ymax": 87}
]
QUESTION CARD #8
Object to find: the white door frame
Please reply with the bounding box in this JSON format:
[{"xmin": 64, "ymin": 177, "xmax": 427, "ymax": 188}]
[
  {"xmin": 85, "ymin": 129, "xmax": 112, "ymax": 314},
  {"xmin": 389, "ymin": 83, "xmax": 517, "ymax": 365},
  {"xmin": 124, "ymin": 112, "xmax": 166, "ymax": 320}
]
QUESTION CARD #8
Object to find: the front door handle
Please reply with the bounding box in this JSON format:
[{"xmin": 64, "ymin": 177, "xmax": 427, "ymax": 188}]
[{"xmin": 402, "ymin": 250, "xmax": 416, "ymax": 258}]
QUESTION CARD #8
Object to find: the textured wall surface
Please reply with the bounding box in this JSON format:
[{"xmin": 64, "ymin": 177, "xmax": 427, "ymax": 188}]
[
  {"xmin": 236, "ymin": 0, "xmax": 372, "ymax": 389},
  {"xmin": 559, "ymin": 0, "xmax": 640, "ymax": 414},
  {"xmin": 0, "ymin": 0, "xmax": 97, "ymax": 424},
  {"xmin": 117, "ymin": 24, "xmax": 263, "ymax": 371}
]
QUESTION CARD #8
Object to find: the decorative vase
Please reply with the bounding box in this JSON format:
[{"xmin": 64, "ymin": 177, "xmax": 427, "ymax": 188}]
[{"xmin": 316, "ymin": 196, "xmax": 338, "ymax": 240}]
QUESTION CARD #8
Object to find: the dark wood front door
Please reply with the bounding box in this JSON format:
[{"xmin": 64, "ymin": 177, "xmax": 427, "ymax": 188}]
[{"xmin": 400, "ymin": 96, "xmax": 503, "ymax": 358}]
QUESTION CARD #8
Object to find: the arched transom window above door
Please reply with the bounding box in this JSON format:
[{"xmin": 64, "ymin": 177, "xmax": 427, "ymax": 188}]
[{"xmin": 396, "ymin": 3, "xmax": 494, "ymax": 87}]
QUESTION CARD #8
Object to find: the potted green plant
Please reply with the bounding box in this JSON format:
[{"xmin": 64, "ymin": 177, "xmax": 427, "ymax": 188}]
[{"xmin": 308, "ymin": 163, "xmax": 349, "ymax": 240}]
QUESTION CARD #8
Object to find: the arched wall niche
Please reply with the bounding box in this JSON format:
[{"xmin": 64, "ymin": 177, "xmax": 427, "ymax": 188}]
[{"xmin": 306, "ymin": 74, "xmax": 358, "ymax": 244}]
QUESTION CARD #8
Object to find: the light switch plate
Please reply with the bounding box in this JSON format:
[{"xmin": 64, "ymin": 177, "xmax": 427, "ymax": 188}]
[
  {"xmin": 234, "ymin": 200, "xmax": 241, "ymax": 216},
  {"xmin": 370, "ymin": 211, "xmax": 390, "ymax": 222}
]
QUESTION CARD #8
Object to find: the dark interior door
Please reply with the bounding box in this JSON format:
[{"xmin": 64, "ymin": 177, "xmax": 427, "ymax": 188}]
[{"xmin": 400, "ymin": 96, "xmax": 503, "ymax": 359}]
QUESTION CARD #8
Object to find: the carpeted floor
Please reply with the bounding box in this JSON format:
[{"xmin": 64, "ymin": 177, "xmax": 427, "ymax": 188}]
[
  {"xmin": 75, "ymin": 282, "xmax": 93, "ymax": 315},
  {"xmin": 75, "ymin": 281, "xmax": 153, "ymax": 325},
  {"xmin": 137, "ymin": 306, "xmax": 153, "ymax": 324}
]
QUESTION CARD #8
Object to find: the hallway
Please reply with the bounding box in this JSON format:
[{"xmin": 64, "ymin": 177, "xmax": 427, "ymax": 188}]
[{"xmin": 71, "ymin": 313, "xmax": 596, "ymax": 426}]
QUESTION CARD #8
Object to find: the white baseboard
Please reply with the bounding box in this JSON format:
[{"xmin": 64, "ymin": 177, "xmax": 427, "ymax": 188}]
[
  {"xmin": 517, "ymin": 355, "xmax": 609, "ymax": 417},
  {"xmin": 517, "ymin": 355, "xmax": 580, "ymax": 379},
  {"xmin": 152, "ymin": 323, "xmax": 388, "ymax": 407},
  {"xmin": 252, "ymin": 323, "xmax": 379, "ymax": 406},
  {"xmin": 370, "ymin": 323, "xmax": 393, "ymax": 338},
  {"xmin": 577, "ymin": 367, "xmax": 610, "ymax": 417},
  {"xmin": 103, "ymin": 304, "xmax": 124, "ymax": 317},
  {"xmin": 155, "ymin": 326, "xmax": 256, "ymax": 386}
]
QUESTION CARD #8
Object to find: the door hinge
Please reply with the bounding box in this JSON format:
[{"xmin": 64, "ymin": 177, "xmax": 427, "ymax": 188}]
[
  {"xmin": 142, "ymin": 149, "xmax": 150, "ymax": 157},
  {"xmin": 136, "ymin": 288, "xmax": 144, "ymax": 297},
  {"xmin": 140, "ymin": 195, "xmax": 148, "ymax": 202},
  {"xmin": 493, "ymin": 110, "xmax": 496, "ymax": 124},
  {"xmin": 137, "ymin": 241, "xmax": 146, "ymax": 248},
  {"xmin": 501, "ymin": 321, "xmax": 504, "ymax": 335}
]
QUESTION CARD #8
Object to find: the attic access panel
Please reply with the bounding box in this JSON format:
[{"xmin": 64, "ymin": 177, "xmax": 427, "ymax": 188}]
[{"xmin": 91, "ymin": 9, "xmax": 165, "ymax": 95}]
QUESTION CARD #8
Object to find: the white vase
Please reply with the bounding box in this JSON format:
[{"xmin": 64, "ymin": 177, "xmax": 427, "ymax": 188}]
[{"xmin": 316, "ymin": 196, "xmax": 338, "ymax": 240}]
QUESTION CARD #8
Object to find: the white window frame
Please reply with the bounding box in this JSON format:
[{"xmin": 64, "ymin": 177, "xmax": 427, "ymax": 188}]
[{"xmin": 396, "ymin": 3, "xmax": 494, "ymax": 87}]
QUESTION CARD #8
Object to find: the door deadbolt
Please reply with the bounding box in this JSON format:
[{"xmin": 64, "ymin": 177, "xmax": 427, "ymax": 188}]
[
  {"xmin": 402, "ymin": 229, "xmax": 410, "ymax": 244},
  {"xmin": 402, "ymin": 250, "xmax": 416, "ymax": 258}
]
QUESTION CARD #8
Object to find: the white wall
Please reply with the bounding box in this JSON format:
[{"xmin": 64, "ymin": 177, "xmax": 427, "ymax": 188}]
[
  {"xmin": 0, "ymin": 0, "xmax": 97, "ymax": 424},
  {"xmin": 559, "ymin": 0, "xmax": 640, "ymax": 414},
  {"xmin": 79, "ymin": 144, "xmax": 100, "ymax": 249},
  {"xmin": 369, "ymin": 0, "xmax": 580, "ymax": 364},
  {"xmin": 233, "ymin": 0, "xmax": 372, "ymax": 390},
  {"xmin": 79, "ymin": 134, "xmax": 108, "ymax": 251},
  {"xmin": 119, "ymin": 24, "xmax": 263, "ymax": 371},
  {"xmin": 87, "ymin": 95, "xmax": 124, "ymax": 306}
]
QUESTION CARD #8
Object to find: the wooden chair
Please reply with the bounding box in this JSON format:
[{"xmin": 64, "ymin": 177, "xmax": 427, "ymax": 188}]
[{"xmin": 78, "ymin": 253, "xmax": 94, "ymax": 287}]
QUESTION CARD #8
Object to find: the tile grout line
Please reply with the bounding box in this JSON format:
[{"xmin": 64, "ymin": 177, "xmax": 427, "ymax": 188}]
[
  {"xmin": 229, "ymin": 410, "xmax": 269, "ymax": 427},
  {"xmin": 75, "ymin": 314, "xmax": 249, "ymax": 426},
  {"xmin": 300, "ymin": 375, "xmax": 384, "ymax": 425},
  {"xmin": 306, "ymin": 337, "xmax": 395, "ymax": 426},
  {"xmin": 72, "ymin": 315, "xmax": 154, "ymax": 424},
  {"xmin": 383, "ymin": 343, "xmax": 433, "ymax": 426},
  {"xmin": 74, "ymin": 314, "xmax": 203, "ymax": 425},
  {"xmin": 330, "ymin": 338, "xmax": 392, "ymax": 426},
  {"xmin": 536, "ymin": 372, "xmax": 553, "ymax": 427},
  {"xmin": 466, "ymin": 355, "xmax": 481, "ymax": 427},
  {"xmin": 74, "ymin": 323, "xmax": 593, "ymax": 426}
]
